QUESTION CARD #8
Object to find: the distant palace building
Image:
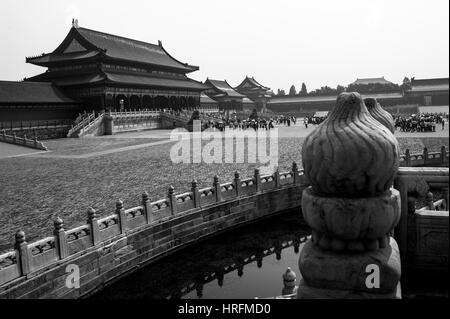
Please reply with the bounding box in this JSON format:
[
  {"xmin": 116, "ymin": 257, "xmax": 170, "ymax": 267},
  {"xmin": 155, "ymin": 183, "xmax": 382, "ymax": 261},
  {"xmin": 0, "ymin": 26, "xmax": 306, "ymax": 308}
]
[
  {"xmin": 406, "ymin": 77, "xmax": 449, "ymax": 106},
  {"xmin": 350, "ymin": 77, "xmax": 394, "ymax": 86},
  {"xmin": 24, "ymin": 20, "xmax": 207, "ymax": 112},
  {"xmin": 203, "ymin": 78, "xmax": 246, "ymax": 112},
  {"xmin": 0, "ymin": 81, "xmax": 80, "ymax": 122},
  {"xmin": 267, "ymin": 76, "xmax": 449, "ymax": 114},
  {"xmin": 234, "ymin": 76, "xmax": 273, "ymax": 113}
]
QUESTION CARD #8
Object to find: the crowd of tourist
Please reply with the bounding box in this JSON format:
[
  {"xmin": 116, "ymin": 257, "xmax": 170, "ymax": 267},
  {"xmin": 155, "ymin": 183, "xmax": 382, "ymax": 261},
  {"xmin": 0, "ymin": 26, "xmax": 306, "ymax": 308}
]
[
  {"xmin": 393, "ymin": 112, "xmax": 448, "ymax": 132},
  {"xmin": 196, "ymin": 112, "xmax": 300, "ymax": 131},
  {"xmin": 303, "ymin": 115, "xmax": 328, "ymax": 128}
]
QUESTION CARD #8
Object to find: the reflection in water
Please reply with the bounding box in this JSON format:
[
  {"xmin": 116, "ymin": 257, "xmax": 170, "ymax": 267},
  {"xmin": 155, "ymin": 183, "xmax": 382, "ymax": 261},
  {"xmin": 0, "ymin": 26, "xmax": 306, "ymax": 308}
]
[{"xmin": 92, "ymin": 209, "xmax": 310, "ymax": 299}]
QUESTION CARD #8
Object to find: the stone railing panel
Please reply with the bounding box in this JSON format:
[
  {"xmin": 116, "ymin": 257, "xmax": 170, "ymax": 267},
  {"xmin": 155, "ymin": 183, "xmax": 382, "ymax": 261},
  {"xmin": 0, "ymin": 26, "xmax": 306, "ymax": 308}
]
[
  {"xmin": 0, "ymin": 251, "xmax": 20, "ymax": 286},
  {"xmin": 151, "ymin": 199, "xmax": 172, "ymax": 221},
  {"xmin": 220, "ymin": 182, "xmax": 236, "ymax": 201},
  {"xmin": 98, "ymin": 215, "xmax": 121, "ymax": 242},
  {"xmin": 175, "ymin": 192, "xmax": 195, "ymax": 213},
  {"xmin": 28, "ymin": 237, "xmax": 58, "ymax": 272},
  {"xmin": 240, "ymin": 177, "xmax": 256, "ymax": 196},
  {"xmin": 125, "ymin": 206, "xmax": 147, "ymax": 231},
  {"xmin": 66, "ymin": 225, "xmax": 92, "ymax": 256},
  {"xmin": 279, "ymin": 172, "xmax": 294, "ymax": 186},
  {"xmin": 261, "ymin": 175, "xmax": 276, "ymax": 191},
  {"xmin": 198, "ymin": 187, "xmax": 215, "ymax": 207}
]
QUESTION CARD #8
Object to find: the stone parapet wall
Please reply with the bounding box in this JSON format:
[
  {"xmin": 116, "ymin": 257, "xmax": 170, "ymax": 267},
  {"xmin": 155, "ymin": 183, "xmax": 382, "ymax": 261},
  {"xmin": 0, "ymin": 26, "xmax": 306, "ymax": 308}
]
[{"xmin": 0, "ymin": 165, "xmax": 307, "ymax": 299}]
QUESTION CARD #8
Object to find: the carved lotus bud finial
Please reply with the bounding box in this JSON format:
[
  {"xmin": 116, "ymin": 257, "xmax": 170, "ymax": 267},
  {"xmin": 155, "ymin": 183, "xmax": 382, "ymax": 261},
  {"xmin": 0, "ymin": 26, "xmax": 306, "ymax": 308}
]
[
  {"xmin": 191, "ymin": 180, "xmax": 198, "ymax": 189},
  {"xmin": 142, "ymin": 192, "xmax": 149, "ymax": 202},
  {"xmin": 213, "ymin": 175, "xmax": 219, "ymax": 184},
  {"xmin": 15, "ymin": 230, "xmax": 26, "ymax": 244},
  {"xmin": 364, "ymin": 98, "xmax": 395, "ymax": 133},
  {"xmin": 54, "ymin": 217, "xmax": 64, "ymax": 231},
  {"xmin": 87, "ymin": 207, "xmax": 97, "ymax": 221},
  {"xmin": 168, "ymin": 185, "xmax": 175, "ymax": 195},
  {"xmin": 116, "ymin": 200, "xmax": 123, "ymax": 210},
  {"xmin": 283, "ymin": 267, "xmax": 297, "ymax": 283},
  {"xmin": 302, "ymin": 92, "xmax": 400, "ymax": 197}
]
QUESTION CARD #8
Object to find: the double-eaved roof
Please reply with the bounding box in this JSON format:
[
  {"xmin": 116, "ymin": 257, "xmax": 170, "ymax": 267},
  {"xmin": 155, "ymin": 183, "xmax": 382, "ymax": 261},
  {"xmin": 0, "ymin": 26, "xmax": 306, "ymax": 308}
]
[
  {"xmin": 0, "ymin": 81, "xmax": 77, "ymax": 104},
  {"xmin": 27, "ymin": 26, "xmax": 199, "ymax": 73},
  {"xmin": 204, "ymin": 79, "xmax": 245, "ymax": 98},
  {"xmin": 236, "ymin": 76, "xmax": 270, "ymax": 91}
]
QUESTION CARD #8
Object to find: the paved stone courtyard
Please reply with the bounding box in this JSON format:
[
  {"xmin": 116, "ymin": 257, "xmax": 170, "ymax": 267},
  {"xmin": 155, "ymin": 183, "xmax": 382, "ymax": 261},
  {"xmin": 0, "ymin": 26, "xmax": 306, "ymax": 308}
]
[{"xmin": 0, "ymin": 124, "xmax": 448, "ymax": 251}]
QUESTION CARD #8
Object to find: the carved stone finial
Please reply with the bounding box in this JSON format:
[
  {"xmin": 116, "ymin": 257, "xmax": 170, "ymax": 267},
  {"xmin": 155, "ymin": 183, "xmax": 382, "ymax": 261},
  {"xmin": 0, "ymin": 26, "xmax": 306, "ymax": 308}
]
[
  {"xmin": 297, "ymin": 92, "xmax": 402, "ymax": 299},
  {"xmin": 213, "ymin": 175, "xmax": 219, "ymax": 184},
  {"xmin": 302, "ymin": 92, "xmax": 399, "ymax": 197},
  {"xmin": 234, "ymin": 172, "xmax": 240, "ymax": 179},
  {"xmin": 283, "ymin": 267, "xmax": 297, "ymax": 284},
  {"xmin": 54, "ymin": 217, "xmax": 64, "ymax": 231},
  {"xmin": 142, "ymin": 192, "xmax": 149, "ymax": 202},
  {"xmin": 364, "ymin": 98, "xmax": 395, "ymax": 133},
  {"xmin": 116, "ymin": 200, "xmax": 123, "ymax": 210},
  {"xmin": 15, "ymin": 230, "xmax": 26, "ymax": 244},
  {"xmin": 191, "ymin": 180, "xmax": 198, "ymax": 189},
  {"xmin": 87, "ymin": 207, "xmax": 97, "ymax": 220},
  {"xmin": 168, "ymin": 185, "xmax": 175, "ymax": 195}
]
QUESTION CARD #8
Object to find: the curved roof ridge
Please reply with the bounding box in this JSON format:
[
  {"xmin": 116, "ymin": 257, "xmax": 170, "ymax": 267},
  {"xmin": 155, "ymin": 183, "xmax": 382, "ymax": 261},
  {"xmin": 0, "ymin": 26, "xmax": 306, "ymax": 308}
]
[
  {"xmin": 158, "ymin": 42, "xmax": 199, "ymax": 71},
  {"xmin": 76, "ymin": 27, "xmax": 161, "ymax": 50}
]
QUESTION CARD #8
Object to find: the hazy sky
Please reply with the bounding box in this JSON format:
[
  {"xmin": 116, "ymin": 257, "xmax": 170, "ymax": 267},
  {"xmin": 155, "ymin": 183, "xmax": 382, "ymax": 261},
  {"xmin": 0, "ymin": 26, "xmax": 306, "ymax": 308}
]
[{"xmin": 1, "ymin": 0, "xmax": 448, "ymax": 92}]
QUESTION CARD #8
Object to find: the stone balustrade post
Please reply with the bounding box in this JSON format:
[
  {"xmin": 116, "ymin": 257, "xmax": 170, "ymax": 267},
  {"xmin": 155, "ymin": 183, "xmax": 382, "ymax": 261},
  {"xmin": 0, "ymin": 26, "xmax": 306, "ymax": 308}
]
[
  {"xmin": 142, "ymin": 192, "xmax": 152, "ymax": 224},
  {"xmin": 116, "ymin": 200, "xmax": 127, "ymax": 233},
  {"xmin": 14, "ymin": 230, "xmax": 30, "ymax": 276},
  {"xmin": 423, "ymin": 147, "xmax": 428, "ymax": 165},
  {"xmin": 191, "ymin": 180, "xmax": 201, "ymax": 208},
  {"xmin": 234, "ymin": 172, "xmax": 241, "ymax": 197},
  {"xmin": 274, "ymin": 168, "xmax": 281, "ymax": 188},
  {"xmin": 213, "ymin": 176, "xmax": 222, "ymax": 202},
  {"xmin": 444, "ymin": 188, "xmax": 449, "ymax": 210},
  {"xmin": 13, "ymin": 133, "xmax": 16, "ymax": 143},
  {"xmin": 405, "ymin": 149, "xmax": 410, "ymax": 166},
  {"xmin": 87, "ymin": 207, "xmax": 100, "ymax": 246},
  {"xmin": 168, "ymin": 186, "xmax": 177, "ymax": 215},
  {"xmin": 292, "ymin": 162, "xmax": 299, "ymax": 184},
  {"xmin": 34, "ymin": 136, "xmax": 38, "ymax": 148},
  {"xmin": 441, "ymin": 146, "xmax": 446, "ymax": 165},
  {"xmin": 23, "ymin": 134, "xmax": 27, "ymax": 145},
  {"xmin": 254, "ymin": 168, "xmax": 262, "ymax": 193},
  {"xmin": 282, "ymin": 267, "xmax": 297, "ymax": 296},
  {"xmin": 425, "ymin": 191, "xmax": 435, "ymax": 210},
  {"xmin": 297, "ymin": 92, "xmax": 401, "ymax": 299},
  {"xmin": 53, "ymin": 217, "xmax": 69, "ymax": 259}
]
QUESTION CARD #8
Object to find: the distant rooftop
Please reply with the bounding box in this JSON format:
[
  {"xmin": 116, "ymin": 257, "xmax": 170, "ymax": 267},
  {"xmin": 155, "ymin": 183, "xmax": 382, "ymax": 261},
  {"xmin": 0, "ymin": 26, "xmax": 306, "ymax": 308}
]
[
  {"xmin": 0, "ymin": 81, "xmax": 77, "ymax": 104},
  {"xmin": 205, "ymin": 79, "xmax": 245, "ymax": 98},
  {"xmin": 350, "ymin": 77, "xmax": 393, "ymax": 85},
  {"xmin": 410, "ymin": 77, "xmax": 449, "ymax": 92}
]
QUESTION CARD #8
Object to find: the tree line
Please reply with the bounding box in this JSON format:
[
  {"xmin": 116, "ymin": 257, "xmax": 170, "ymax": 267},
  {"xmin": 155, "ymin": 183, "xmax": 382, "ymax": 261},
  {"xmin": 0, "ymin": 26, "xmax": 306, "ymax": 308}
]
[{"xmin": 276, "ymin": 77, "xmax": 412, "ymax": 97}]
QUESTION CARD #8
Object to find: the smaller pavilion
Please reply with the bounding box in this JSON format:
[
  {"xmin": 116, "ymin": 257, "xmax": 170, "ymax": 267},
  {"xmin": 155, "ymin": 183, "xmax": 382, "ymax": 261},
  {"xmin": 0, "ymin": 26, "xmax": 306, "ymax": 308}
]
[{"xmin": 235, "ymin": 76, "xmax": 273, "ymax": 113}]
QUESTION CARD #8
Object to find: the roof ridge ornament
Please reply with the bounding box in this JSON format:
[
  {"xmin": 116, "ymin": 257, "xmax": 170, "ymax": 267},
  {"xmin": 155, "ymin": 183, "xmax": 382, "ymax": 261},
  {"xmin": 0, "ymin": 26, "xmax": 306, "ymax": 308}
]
[{"xmin": 72, "ymin": 18, "xmax": 79, "ymax": 28}]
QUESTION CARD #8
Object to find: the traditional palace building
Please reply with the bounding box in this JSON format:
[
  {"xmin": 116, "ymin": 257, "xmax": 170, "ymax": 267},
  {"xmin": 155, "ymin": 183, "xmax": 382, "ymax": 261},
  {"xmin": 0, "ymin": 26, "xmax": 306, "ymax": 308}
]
[
  {"xmin": 0, "ymin": 21, "xmax": 446, "ymax": 124},
  {"xmin": 24, "ymin": 20, "xmax": 207, "ymax": 112},
  {"xmin": 406, "ymin": 77, "xmax": 449, "ymax": 106},
  {"xmin": 203, "ymin": 78, "xmax": 246, "ymax": 111},
  {"xmin": 235, "ymin": 76, "xmax": 273, "ymax": 113}
]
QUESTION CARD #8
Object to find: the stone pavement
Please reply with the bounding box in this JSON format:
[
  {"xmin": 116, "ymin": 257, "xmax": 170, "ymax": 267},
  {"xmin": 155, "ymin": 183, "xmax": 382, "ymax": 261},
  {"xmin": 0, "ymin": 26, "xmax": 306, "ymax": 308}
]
[{"xmin": 0, "ymin": 142, "xmax": 47, "ymax": 159}]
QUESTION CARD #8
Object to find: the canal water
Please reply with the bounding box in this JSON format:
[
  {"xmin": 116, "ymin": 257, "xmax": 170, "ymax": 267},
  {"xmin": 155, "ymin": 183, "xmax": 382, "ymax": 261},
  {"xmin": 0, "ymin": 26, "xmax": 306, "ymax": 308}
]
[{"xmin": 91, "ymin": 208, "xmax": 310, "ymax": 299}]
